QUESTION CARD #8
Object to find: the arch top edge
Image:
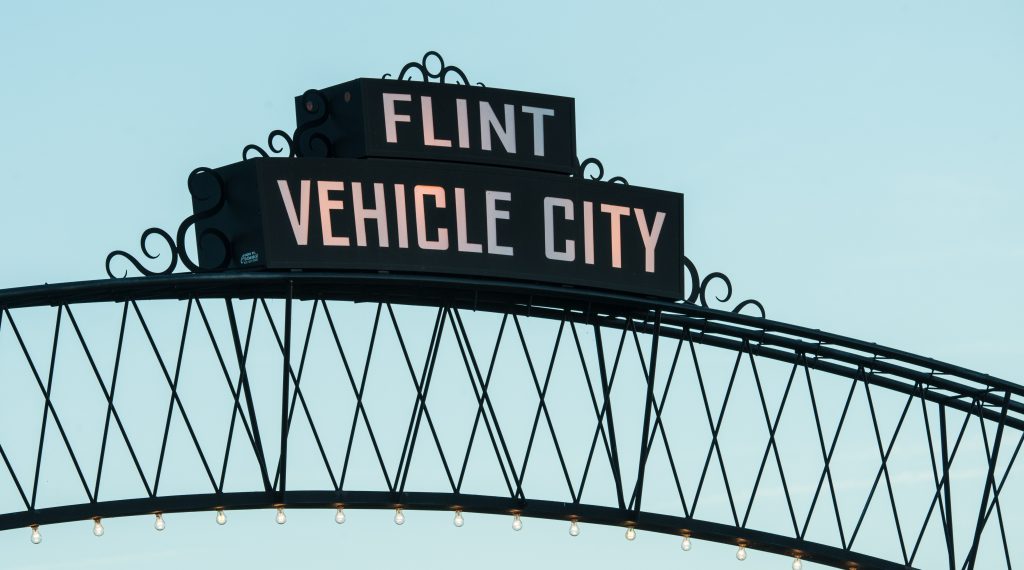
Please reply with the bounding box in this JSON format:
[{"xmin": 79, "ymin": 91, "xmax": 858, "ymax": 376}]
[{"xmin": 0, "ymin": 270, "xmax": 1020, "ymax": 400}]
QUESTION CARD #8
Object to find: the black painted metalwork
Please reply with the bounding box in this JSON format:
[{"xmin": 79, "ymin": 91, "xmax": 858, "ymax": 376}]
[
  {"xmin": 383, "ymin": 50, "xmax": 481, "ymax": 86},
  {"xmin": 242, "ymin": 129, "xmax": 295, "ymax": 161},
  {"xmin": 248, "ymin": 52, "xmax": 483, "ymax": 160},
  {"xmin": 681, "ymin": 256, "xmax": 766, "ymax": 316},
  {"xmin": 104, "ymin": 167, "xmax": 229, "ymax": 277},
  {"xmin": 571, "ymin": 157, "xmax": 629, "ymax": 185},
  {"xmin": 0, "ymin": 272, "xmax": 1019, "ymax": 569},
  {"xmin": 20, "ymin": 50, "xmax": 1024, "ymax": 569},
  {"xmin": 240, "ymin": 52, "xmax": 479, "ymax": 162}
]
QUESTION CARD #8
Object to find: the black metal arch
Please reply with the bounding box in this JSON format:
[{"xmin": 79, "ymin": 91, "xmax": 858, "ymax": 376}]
[{"xmin": 0, "ymin": 272, "xmax": 1019, "ymax": 569}]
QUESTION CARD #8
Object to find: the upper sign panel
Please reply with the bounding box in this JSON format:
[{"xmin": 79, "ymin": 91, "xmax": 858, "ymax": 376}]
[{"xmin": 294, "ymin": 79, "xmax": 577, "ymax": 174}]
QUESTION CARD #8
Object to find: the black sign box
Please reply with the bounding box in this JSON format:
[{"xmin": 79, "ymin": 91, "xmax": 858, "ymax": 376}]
[
  {"xmin": 194, "ymin": 158, "xmax": 683, "ymax": 299},
  {"xmin": 294, "ymin": 79, "xmax": 576, "ymax": 174}
]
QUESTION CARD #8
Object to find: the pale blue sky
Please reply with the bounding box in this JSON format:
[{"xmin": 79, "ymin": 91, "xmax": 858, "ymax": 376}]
[{"xmin": 0, "ymin": 1, "xmax": 1022, "ymax": 568}]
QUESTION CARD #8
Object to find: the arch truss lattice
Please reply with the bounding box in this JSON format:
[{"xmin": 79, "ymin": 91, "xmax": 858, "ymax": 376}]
[{"xmin": 0, "ymin": 273, "xmax": 1020, "ymax": 569}]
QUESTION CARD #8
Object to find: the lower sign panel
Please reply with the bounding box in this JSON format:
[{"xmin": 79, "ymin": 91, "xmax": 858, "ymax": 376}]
[{"xmin": 195, "ymin": 158, "xmax": 684, "ymax": 299}]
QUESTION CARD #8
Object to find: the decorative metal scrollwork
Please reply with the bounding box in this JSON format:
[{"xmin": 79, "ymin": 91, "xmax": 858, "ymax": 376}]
[
  {"xmin": 292, "ymin": 89, "xmax": 333, "ymax": 158},
  {"xmin": 108, "ymin": 52, "xmax": 763, "ymax": 319},
  {"xmin": 384, "ymin": 50, "xmax": 483, "ymax": 86},
  {"xmin": 105, "ymin": 168, "xmax": 230, "ymax": 278},
  {"xmin": 571, "ymin": 157, "xmax": 629, "ymax": 185},
  {"xmin": 105, "ymin": 228, "xmax": 177, "ymax": 278},
  {"xmin": 175, "ymin": 167, "xmax": 231, "ymax": 272},
  {"xmin": 242, "ymin": 129, "xmax": 296, "ymax": 161},
  {"xmin": 681, "ymin": 257, "xmax": 766, "ymax": 317},
  {"xmin": 249, "ymin": 52, "xmax": 483, "ymax": 161},
  {"xmin": 569, "ymin": 162, "xmax": 761, "ymax": 315}
]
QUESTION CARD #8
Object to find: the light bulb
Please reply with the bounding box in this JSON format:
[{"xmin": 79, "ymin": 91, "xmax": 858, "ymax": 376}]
[
  {"xmin": 216, "ymin": 509, "xmax": 227, "ymax": 525},
  {"xmin": 736, "ymin": 546, "xmax": 747, "ymax": 561},
  {"xmin": 276, "ymin": 506, "xmax": 287, "ymax": 524},
  {"xmin": 625, "ymin": 527, "xmax": 636, "ymax": 541},
  {"xmin": 394, "ymin": 508, "xmax": 405, "ymax": 525},
  {"xmin": 512, "ymin": 513, "xmax": 523, "ymax": 531},
  {"xmin": 335, "ymin": 506, "xmax": 346, "ymax": 524},
  {"xmin": 681, "ymin": 536, "xmax": 692, "ymax": 551},
  {"xmin": 792, "ymin": 557, "xmax": 803, "ymax": 570},
  {"xmin": 30, "ymin": 525, "xmax": 41, "ymax": 545},
  {"xmin": 154, "ymin": 513, "xmax": 165, "ymax": 531},
  {"xmin": 92, "ymin": 518, "xmax": 104, "ymax": 537},
  {"xmin": 453, "ymin": 510, "xmax": 464, "ymax": 527},
  {"xmin": 569, "ymin": 520, "xmax": 580, "ymax": 536}
]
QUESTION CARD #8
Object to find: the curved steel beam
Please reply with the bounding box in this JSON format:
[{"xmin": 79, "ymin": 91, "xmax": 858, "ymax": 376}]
[
  {"xmin": 1, "ymin": 491, "xmax": 906, "ymax": 570},
  {"xmin": 0, "ymin": 271, "xmax": 1020, "ymax": 568},
  {"xmin": 1, "ymin": 271, "xmax": 1020, "ymax": 424}
]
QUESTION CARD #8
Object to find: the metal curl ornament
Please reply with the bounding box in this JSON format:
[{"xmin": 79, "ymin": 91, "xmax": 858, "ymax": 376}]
[
  {"xmin": 292, "ymin": 89, "xmax": 333, "ymax": 158},
  {"xmin": 104, "ymin": 228, "xmax": 177, "ymax": 278},
  {"xmin": 242, "ymin": 129, "xmax": 295, "ymax": 161},
  {"xmin": 384, "ymin": 51, "xmax": 482, "ymax": 86},
  {"xmin": 681, "ymin": 257, "xmax": 765, "ymax": 317},
  {"xmin": 175, "ymin": 167, "xmax": 231, "ymax": 273},
  {"xmin": 104, "ymin": 168, "xmax": 233, "ymax": 278},
  {"xmin": 571, "ymin": 157, "xmax": 629, "ymax": 185}
]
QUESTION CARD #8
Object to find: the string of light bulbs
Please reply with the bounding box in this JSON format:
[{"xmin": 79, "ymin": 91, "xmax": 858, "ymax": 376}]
[{"xmin": 23, "ymin": 508, "xmax": 827, "ymax": 569}]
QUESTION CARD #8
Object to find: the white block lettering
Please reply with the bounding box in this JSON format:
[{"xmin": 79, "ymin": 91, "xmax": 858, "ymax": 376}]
[
  {"xmin": 583, "ymin": 200, "xmax": 594, "ymax": 265},
  {"xmin": 277, "ymin": 180, "xmax": 310, "ymax": 246},
  {"xmin": 479, "ymin": 102, "xmax": 516, "ymax": 153},
  {"xmin": 456, "ymin": 98, "xmax": 470, "ymax": 149},
  {"xmin": 634, "ymin": 209, "xmax": 665, "ymax": 273},
  {"xmin": 318, "ymin": 181, "xmax": 350, "ymax": 246},
  {"xmin": 351, "ymin": 182, "xmax": 390, "ymax": 247},
  {"xmin": 393, "ymin": 183, "xmax": 409, "ymax": 248},
  {"xmin": 485, "ymin": 190, "xmax": 514, "ymax": 256},
  {"xmin": 414, "ymin": 185, "xmax": 449, "ymax": 250},
  {"xmin": 543, "ymin": 197, "xmax": 575, "ymax": 261},
  {"xmin": 455, "ymin": 187, "xmax": 483, "ymax": 253},
  {"xmin": 383, "ymin": 93, "xmax": 412, "ymax": 143},
  {"xmin": 521, "ymin": 106, "xmax": 555, "ymax": 157},
  {"xmin": 421, "ymin": 96, "xmax": 452, "ymax": 148},
  {"xmin": 600, "ymin": 204, "xmax": 630, "ymax": 268}
]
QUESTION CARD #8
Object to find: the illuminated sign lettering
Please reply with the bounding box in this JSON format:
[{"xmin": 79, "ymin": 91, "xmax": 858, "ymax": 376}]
[
  {"xmin": 195, "ymin": 158, "xmax": 684, "ymax": 298},
  {"xmin": 293, "ymin": 79, "xmax": 576, "ymax": 174},
  {"xmin": 192, "ymin": 76, "xmax": 683, "ymax": 298}
]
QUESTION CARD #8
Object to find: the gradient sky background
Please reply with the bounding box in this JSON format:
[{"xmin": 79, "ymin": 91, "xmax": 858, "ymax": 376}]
[{"xmin": 0, "ymin": 1, "xmax": 1022, "ymax": 568}]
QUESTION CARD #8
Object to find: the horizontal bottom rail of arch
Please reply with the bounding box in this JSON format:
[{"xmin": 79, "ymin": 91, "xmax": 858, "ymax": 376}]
[{"xmin": 2, "ymin": 490, "xmax": 908, "ymax": 570}]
